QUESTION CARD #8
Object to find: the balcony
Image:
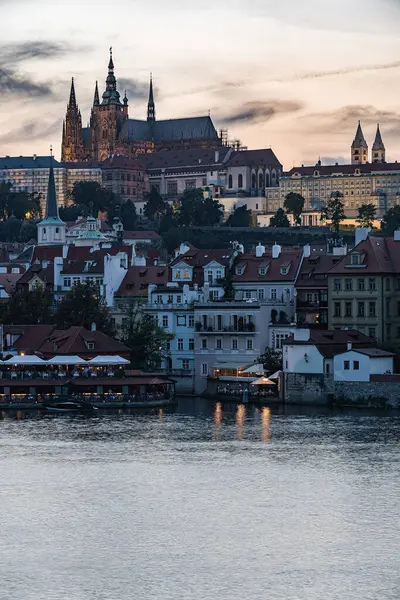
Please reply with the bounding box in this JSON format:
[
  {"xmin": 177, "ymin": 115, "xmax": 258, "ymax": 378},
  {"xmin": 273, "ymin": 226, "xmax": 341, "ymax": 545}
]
[
  {"xmin": 145, "ymin": 302, "xmax": 194, "ymax": 310},
  {"xmin": 196, "ymin": 323, "xmax": 257, "ymax": 334}
]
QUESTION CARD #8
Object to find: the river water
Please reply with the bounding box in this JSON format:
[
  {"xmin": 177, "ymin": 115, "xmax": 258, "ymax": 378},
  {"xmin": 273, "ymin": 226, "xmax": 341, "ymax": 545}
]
[{"xmin": 0, "ymin": 400, "xmax": 399, "ymax": 600}]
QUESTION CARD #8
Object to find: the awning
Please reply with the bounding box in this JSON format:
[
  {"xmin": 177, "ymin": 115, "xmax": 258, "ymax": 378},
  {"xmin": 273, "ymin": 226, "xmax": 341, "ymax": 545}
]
[
  {"xmin": 48, "ymin": 356, "xmax": 88, "ymax": 365},
  {"xmin": 269, "ymin": 371, "xmax": 281, "ymax": 380},
  {"xmin": 242, "ymin": 363, "xmax": 265, "ymax": 374},
  {"xmin": 213, "ymin": 362, "xmax": 250, "ymax": 371},
  {"xmin": 251, "ymin": 377, "xmax": 275, "ymax": 386},
  {"xmin": 3, "ymin": 355, "xmax": 46, "ymax": 366},
  {"xmin": 87, "ymin": 355, "xmax": 130, "ymax": 366}
]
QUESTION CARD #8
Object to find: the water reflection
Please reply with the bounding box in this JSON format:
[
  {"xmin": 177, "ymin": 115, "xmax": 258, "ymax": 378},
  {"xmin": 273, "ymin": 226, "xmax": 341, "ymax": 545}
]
[
  {"xmin": 213, "ymin": 402, "xmax": 222, "ymax": 441},
  {"xmin": 261, "ymin": 407, "xmax": 271, "ymax": 443},
  {"xmin": 236, "ymin": 404, "xmax": 246, "ymax": 441}
]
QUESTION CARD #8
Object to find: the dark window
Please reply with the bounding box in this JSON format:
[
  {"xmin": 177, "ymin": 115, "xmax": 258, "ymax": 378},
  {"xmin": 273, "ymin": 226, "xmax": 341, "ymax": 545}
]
[
  {"xmin": 357, "ymin": 278, "xmax": 365, "ymax": 291},
  {"xmin": 344, "ymin": 361, "xmax": 350, "ymax": 370},
  {"xmin": 228, "ymin": 175, "xmax": 233, "ymax": 189},
  {"xmin": 238, "ymin": 174, "xmax": 243, "ymax": 188},
  {"xmin": 386, "ymin": 298, "xmax": 391, "ymax": 317},
  {"xmin": 334, "ymin": 302, "xmax": 341, "ymax": 317},
  {"xmin": 251, "ymin": 173, "xmax": 256, "ymax": 189},
  {"xmin": 127, "ymin": 174, "xmax": 131, "ymax": 181},
  {"xmin": 369, "ymin": 327, "xmax": 376, "ymax": 339},
  {"xmin": 353, "ymin": 361, "xmax": 360, "ymax": 370},
  {"xmin": 386, "ymin": 278, "xmax": 391, "ymax": 291},
  {"xmin": 386, "ymin": 324, "xmax": 391, "ymax": 338},
  {"xmin": 121, "ymin": 173, "xmax": 125, "ymax": 181},
  {"xmin": 326, "ymin": 363, "xmax": 331, "ymax": 375},
  {"xmin": 345, "ymin": 302, "xmax": 352, "ymax": 317},
  {"xmin": 397, "ymin": 301, "xmax": 400, "ymax": 317},
  {"xmin": 106, "ymin": 173, "xmax": 112, "ymax": 181},
  {"xmin": 369, "ymin": 301, "xmax": 376, "ymax": 317},
  {"xmin": 121, "ymin": 186, "xmax": 125, "ymax": 195},
  {"xmin": 369, "ymin": 278, "xmax": 376, "ymax": 291},
  {"xmin": 258, "ymin": 173, "xmax": 263, "ymax": 189},
  {"xmin": 334, "ymin": 279, "xmax": 341, "ymax": 291},
  {"xmin": 358, "ymin": 302, "xmax": 365, "ymax": 317},
  {"xmin": 345, "ymin": 278, "xmax": 352, "ymax": 291}
]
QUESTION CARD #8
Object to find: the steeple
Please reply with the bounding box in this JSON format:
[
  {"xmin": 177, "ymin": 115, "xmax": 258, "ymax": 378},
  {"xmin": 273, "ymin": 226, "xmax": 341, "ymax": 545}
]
[
  {"xmin": 93, "ymin": 80, "xmax": 100, "ymax": 107},
  {"xmin": 102, "ymin": 46, "xmax": 121, "ymax": 105},
  {"xmin": 372, "ymin": 124, "xmax": 385, "ymax": 163},
  {"xmin": 68, "ymin": 77, "xmax": 77, "ymax": 109},
  {"xmin": 45, "ymin": 150, "xmax": 59, "ymax": 219},
  {"xmin": 61, "ymin": 77, "xmax": 85, "ymax": 162},
  {"xmin": 351, "ymin": 121, "xmax": 368, "ymax": 165},
  {"xmin": 147, "ymin": 73, "xmax": 156, "ymax": 122},
  {"xmin": 37, "ymin": 150, "xmax": 66, "ymax": 246}
]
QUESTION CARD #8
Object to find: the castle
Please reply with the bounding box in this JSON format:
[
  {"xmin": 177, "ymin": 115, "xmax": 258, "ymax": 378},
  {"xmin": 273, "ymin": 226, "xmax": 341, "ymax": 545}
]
[{"xmin": 62, "ymin": 49, "xmax": 220, "ymax": 162}]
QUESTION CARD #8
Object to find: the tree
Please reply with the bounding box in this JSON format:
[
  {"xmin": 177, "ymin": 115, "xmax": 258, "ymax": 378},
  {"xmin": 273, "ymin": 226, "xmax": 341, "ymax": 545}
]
[
  {"xmin": 284, "ymin": 192, "xmax": 305, "ymax": 225},
  {"xmin": 144, "ymin": 187, "xmax": 168, "ymax": 221},
  {"xmin": 59, "ymin": 204, "xmax": 82, "ymax": 222},
  {"xmin": 269, "ymin": 208, "xmax": 290, "ymax": 228},
  {"xmin": 0, "ymin": 287, "xmax": 54, "ymax": 325},
  {"xmin": 120, "ymin": 200, "xmax": 138, "ymax": 230},
  {"xmin": 177, "ymin": 189, "xmax": 223, "ymax": 227},
  {"xmin": 0, "ymin": 182, "xmax": 41, "ymax": 220},
  {"xmin": 259, "ymin": 347, "xmax": 282, "ymax": 375},
  {"xmin": 121, "ymin": 304, "xmax": 174, "ymax": 370},
  {"xmin": 54, "ymin": 282, "xmax": 114, "ymax": 335},
  {"xmin": 68, "ymin": 181, "xmax": 116, "ymax": 216},
  {"xmin": 356, "ymin": 204, "xmax": 377, "ymax": 229},
  {"xmin": 320, "ymin": 191, "xmax": 346, "ymax": 233},
  {"xmin": 225, "ymin": 204, "xmax": 252, "ymax": 227},
  {"xmin": 381, "ymin": 205, "xmax": 400, "ymax": 235}
]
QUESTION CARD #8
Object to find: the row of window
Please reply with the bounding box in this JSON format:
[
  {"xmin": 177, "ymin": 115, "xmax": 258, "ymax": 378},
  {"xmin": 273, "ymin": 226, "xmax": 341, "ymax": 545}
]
[
  {"xmin": 156, "ymin": 294, "xmax": 183, "ymax": 305},
  {"xmin": 160, "ymin": 315, "xmax": 195, "ymax": 328},
  {"xmin": 173, "ymin": 338, "xmax": 254, "ymax": 351},
  {"xmin": 63, "ymin": 276, "xmax": 103, "ymax": 287},
  {"xmin": 334, "ymin": 276, "xmax": 400, "ymax": 291},
  {"xmin": 333, "ymin": 301, "xmax": 377, "ymax": 318},
  {"xmin": 105, "ymin": 173, "xmax": 142, "ymax": 182}
]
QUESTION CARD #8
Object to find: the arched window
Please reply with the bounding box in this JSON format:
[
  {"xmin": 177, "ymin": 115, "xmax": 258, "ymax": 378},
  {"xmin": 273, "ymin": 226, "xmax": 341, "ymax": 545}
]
[
  {"xmin": 42, "ymin": 228, "xmax": 46, "ymax": 236},
  {"xmin": 102, "ymin": 130, "xmax": 107, "ymax": 140},
  {"xmin": 228, "ymin": 175, "xmax": 233, "ymax": 189},
  {"xmin": 251, "ymin": 173, "xmax": 256, "ymax": 189},
  {"xmin": 238, "ymin": 173, "xmax": 243, "ymax": 188},
  {"xmin": 55, "ymin": 228, "xmax": 59, "ymax": 234},
  {"xmin": 265, "ymin": 172, "xmax": 270, "ymax": 188},
  {"xmin": 121, "ymin": 173, "xmax": 125, "ymax": 181},
  {"xmin": 271, "ymin": 169, "xmax": 277, "ymax": 185},
  {"xmin": 121, "ymin": 186, "xmax": 125, "ymax": 195},
  {"xmin": 258, "ymin": 173, "xmax": 263, "ymax": 189}
]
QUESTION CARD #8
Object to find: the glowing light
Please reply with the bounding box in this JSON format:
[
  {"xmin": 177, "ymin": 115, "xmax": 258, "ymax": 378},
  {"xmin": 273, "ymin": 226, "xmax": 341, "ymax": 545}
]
[
  {"xmin": 213, "ymin": 402, "xmax": 222, "ymax": 441},
  {"xmin": 261, "ymin": 407, "xmax": 271, "ymax": 443},
  {"xmin": 236, "ymin": 404, "xmax": 246, "ymax": 441}
]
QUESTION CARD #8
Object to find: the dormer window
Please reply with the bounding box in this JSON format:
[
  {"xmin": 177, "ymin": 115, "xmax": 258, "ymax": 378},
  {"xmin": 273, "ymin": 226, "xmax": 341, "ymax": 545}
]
[
  {"xmin": 87, "ymin": 342, "xmax": 95, "ymax": 350},
  {"xmin": 314, "ymin": 170, "xmax": 320, "ymax": 177},
  {"xmin": 236, "ymin": 267, "xmax": 244, "ymax": 275},
  {"xmin": 183, "ymin": 270, "xmax": 190, "ymax": 279},
  {"xmin": 280, "ymin": 266, "xmax": 289, "ymax": 275},
  {"xmin": 350, "ymin": 253, "xmax": 362, "ymax": 265},
  {"xmin": 259, "ymin": 267, "xmax": 266, "ymax": 276},
  {"xmin": 175, "ymin": 270, "xmax": 181, "ymax": 280}
]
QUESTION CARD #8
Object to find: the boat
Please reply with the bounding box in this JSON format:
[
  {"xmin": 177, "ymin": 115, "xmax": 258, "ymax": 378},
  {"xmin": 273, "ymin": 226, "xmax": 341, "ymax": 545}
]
[{"xmin": 42, "ymin": 398, "xmax": 97, "ymax": 413}]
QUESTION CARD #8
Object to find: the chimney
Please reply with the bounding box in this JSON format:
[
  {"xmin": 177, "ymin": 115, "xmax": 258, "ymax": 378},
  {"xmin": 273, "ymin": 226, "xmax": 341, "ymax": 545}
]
[
  {"xmin": 62, "ymin": 244, "xmax": 68, "ymax": 259},
  {"xmin": 215, "ymin": 150, "xmax": 220, "ymax": 163},
  {"xmin": 355, "ymin": 227, "xmax": 370, "ymax": 246},
  {"xmin": 294, "ymin": 328, "xmax": 311, "ymax": 342},
  {"xmin": 91, "ymin": 322, "xmax": 96, "ymax": 332},
  {"xmin": 303, "ymin": 244, "xmax": 311, "ymax": 258},
  {"xmin": 394, "ymin": 229, "xmax": 400, "ymax": 242},
  {"xmin": 134, "ymin": 255, "xmax": 146, "ymax": 267},
  {"xmin": 347, "ymin": 342, "xmax": 352, "ymax": 351},
  {"xmin": 255, "ymin": 243, "xmax": 265, "ymax": 258},
  {"xmin": 272, "ymin": 243, "xmax": 281, "ymax": 259}
]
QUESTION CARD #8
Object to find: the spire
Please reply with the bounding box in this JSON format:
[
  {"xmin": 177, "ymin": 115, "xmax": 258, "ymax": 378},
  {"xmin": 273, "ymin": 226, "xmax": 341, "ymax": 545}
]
[
  {"xmin": 68, "ymin": 77, "xmax": 77, "ymax": 109},
  {"xmin": 372, "ymin": 124, "xmax": 385, "ymax": 150},
  {"xmin": 352, "ymin": 120, "xmax": 368, "ymax": 149},
  {"xmin": 93, "ymin": 80, "xmax": 99, "ymax": 106},
  {"xmin": 101, "ymin": 47, "xmax": 121, "ymax": 105},
  {"xmin": 147, "ymin": 73, "xmax": 155, "ymax": 122},
  {"xmin": 108, "ymin": 46, "xmax": 114, "ymax": 71},
  {"xmin": 45, "ymin": 150, "xmax": 59, "ymax": 219},
  {"xmin": 123, "ymin": 89, "xmax": 128, "ymax": 106}
]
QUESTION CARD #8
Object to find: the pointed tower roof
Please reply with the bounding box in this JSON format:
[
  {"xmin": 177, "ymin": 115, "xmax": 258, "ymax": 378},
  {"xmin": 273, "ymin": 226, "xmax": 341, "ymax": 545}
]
[
  {"xmin": 68, "ymin": 78, "xmax": 77, "ymax": 110},
  {"xmin": 372, "ymin": 124, "xmax": 385, "ymax": 150},
  {"xmin": 41, "ymin": 150, "xmax": 64, "ymax": 224},
  {"xmin": 102, "ymin": 47, "xmax": 121, "ymax": 106},
  {"xmin": 147, "ymin": 73, "xmax": 156, "ymax": 122},
  {"xmin": 352, "ymin": 121, "xmax": 368, "ymax": 148},
  {"xmin": 93, "ymin": 80, "xmax": 100, "ymax": 106}
]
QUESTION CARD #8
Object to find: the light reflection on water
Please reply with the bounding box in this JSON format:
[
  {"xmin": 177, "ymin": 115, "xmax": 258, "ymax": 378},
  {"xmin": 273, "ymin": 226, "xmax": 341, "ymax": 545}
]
[{"xmin": 0, "ymin": 402, "xmax": 399, "ymax": 600}]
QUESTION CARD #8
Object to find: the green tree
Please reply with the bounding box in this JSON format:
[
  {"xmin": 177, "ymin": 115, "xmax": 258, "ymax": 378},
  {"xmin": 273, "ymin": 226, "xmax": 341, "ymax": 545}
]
[
  {"xmin": 225, "ymin": 204, "xmax": 252, "ymax": 227},
  {"xmin": 0, "ymin": 287, "xmax": 54, "ymax": 325},
  {"xmin": 121, "ymin": 304, "xmax": 174, "ymax": 370},
  {"xmin": 0, "ymin": 182, "xmax": 12, "ymax": 220},
  {"xmin": 54, "ymin": 282, "xmax": 114, "ymax": 335},
  {"xmin": 69, "ymin": 181, "xmax": 115, "ymax": 214},
  {"xmin": 19, "ymin": 221, "xmax": 37, "ymax": 243},
  {"xmin": 269, "ymin": 208, "xmax": 290, "ymax": 228},
  {"xmin": 321, "ymin": 191, "xmax": 346, "ymax": 233},
  {"xmin": 144, "ymin": 187, "xmax": 168, "ymax": 221},
  {"xmin": 59, "ymin": 204, "xmax": 82, "ymax": 222},
  {"xmin": 284, "ymin": 192, "xmax": 305, "ymax": 225},
  {"xmin": 120, "ymin": 200, "xmax": 137, "ymax": 230},
  {"xmin": 177, "ymin": 189, "xmax": 223, "ymax": 227},
  {"xmin": 259, "ymin": 347, "xmax": 282, "ymax": 375},
  {"xmin": 381, "ymin": 205, "xmax": 400, "ymax": 235},
  {"xmin": 356, "ymin": 203, "xmax": 377, "ymax": 228},
  {"xmin": 0, "ymin": 182, "xmax": 41, "ymax": 220}
]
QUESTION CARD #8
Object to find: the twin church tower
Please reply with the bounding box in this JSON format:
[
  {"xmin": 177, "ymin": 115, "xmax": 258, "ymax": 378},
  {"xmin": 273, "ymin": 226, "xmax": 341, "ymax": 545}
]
[
  {"xmin": 351, "ymin": 121, "xmax": 386, "ymax": 165},
  {"xmin": 61, "ymin": 48, "xmax": 219, "ymax": 162}
]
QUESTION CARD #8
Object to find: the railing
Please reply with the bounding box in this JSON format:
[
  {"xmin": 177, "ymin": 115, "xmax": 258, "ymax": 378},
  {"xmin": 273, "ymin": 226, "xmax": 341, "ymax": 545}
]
[
  {"xmin": 196, "ymin": 324, "xmax": 257, "ymax": 333},
  {"xmin": 0, "ymin": 370, "xmax": 125, "ymax": 381},
  {"xmin": 145, "ymin": 302, "xmax": 194, "ymax": 310}
]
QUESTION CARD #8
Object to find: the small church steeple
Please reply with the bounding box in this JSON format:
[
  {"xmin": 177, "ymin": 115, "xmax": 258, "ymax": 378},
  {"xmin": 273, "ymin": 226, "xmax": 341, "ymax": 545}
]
[
  {"xmin": 147, "ymin": 73, "xmax": 156, "ymax": 122},
  {"xmin": 351, "ymin": 121, "xmax": 368, "ymax": 165},
  {"xmin": 93, "ymin": 80, "xmax": 100, "ymax": 107},
  {"xmin": 37, "ymin": 150, "xmax": 66, "ymax": 246},
  {"xmin": 102, "ymin": 46, "xmax": 121, "ymax": 105},
  {"xmin": 372, "ymin": 124, "xmax": 385, "ymax": 163}
]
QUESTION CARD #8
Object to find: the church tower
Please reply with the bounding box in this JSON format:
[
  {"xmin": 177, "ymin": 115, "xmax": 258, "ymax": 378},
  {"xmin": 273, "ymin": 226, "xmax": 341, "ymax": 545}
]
[
  {"xmin": 91, "ymin": 48, "xmax": 128, "ymax": 161},
  {"xmin": 147, "ymin": 74, "xmax": 156, "ymax": 122},
  {"xmin": 372, "ymin": 124, "xmax": 385, "ymax": 163},
  {"xmin": 351, "ymin": 121, "xmax": 368, "ymax": 165},
  {"xmin": 61, "ymin": 78, "xmax": 85, "ymax": 162},
  {"xmin": 37, "ymin": 153, "xmax": 66, "ymax": 246}
]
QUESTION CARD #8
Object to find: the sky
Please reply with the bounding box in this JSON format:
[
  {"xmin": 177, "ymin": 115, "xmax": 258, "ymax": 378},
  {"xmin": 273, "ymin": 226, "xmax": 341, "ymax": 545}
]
[{"xmin": 1, "ymin": 0, "xmax": 400, "ymax": 169}]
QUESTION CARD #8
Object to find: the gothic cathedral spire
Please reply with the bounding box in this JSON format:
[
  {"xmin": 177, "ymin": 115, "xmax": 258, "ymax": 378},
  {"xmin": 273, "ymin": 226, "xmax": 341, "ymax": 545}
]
[
  {"xmin": 93, "ymin": 80, "xmax": 100, "ymax": 107},
  {"xmin": 101, "ymin": 47, "xmax": 121, "ymax": 105},
  {"xmin": 351, "ymin": 121, "xmax": 368, "ymax": 165},
  {"xmin": 372, "ymin": 124, "xmax": 385, "ymax": 163},
  {"xmin": 147, "ymin": 73, "xmax": 156, "ymax": 122},
  {"xmin": 61, "ymin": 77, "xmax": 85, "ymax": 162}
]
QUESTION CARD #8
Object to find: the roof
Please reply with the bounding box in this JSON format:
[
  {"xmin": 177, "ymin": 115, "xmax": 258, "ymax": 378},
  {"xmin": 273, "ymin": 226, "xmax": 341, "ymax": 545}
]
[
  {"xmin": 119, "ymin": 116, "xmax": 218, "ymax": 143},
  {"xmin": 372, "ymin": 125, "xmax": 385, "ymax": 151},
  {"xmin": 328, "ymin": 237, "xmax": 400, "ymax": 275},
  {"xmin": 0, "ymin": 156, "xmax": 63, "ymax": 169},
  {"xmin": 296, "ymin": 254, "xmax": 341, "ymax": 289},
  {"xmin": 225, "ymin": 149, "xmax": 282, "ymax": 169},
  {"xmin": 351, "ymin": 348, "xmax": 395, "ymax": 357},
  {"xmin": 0, "ymin": 274, "xmax": 22, "ymax": 294},
  {"xmin": 231, "ymin": 249, "xmax": 303, "ymax": 283},
  {"xmin": 116, "ymin": 266, "xmax": 169, "ymax": 297},
  {"xmin": 352, "ymin": 121, "xmax": 368, "ymax": 149},
  {"xmin": 283, "ymin": 329, "xmax": 373, "ymax": 358},
  {"xmin": 139, "ymin": 147, "xmax": 231, "ymax": 172},
  {"xmin": 170, "ymin": 248, "xmax": 232, "ymax": 269},
  {"xmin": 17, "ymin": 263, "xmax": 54, "ymax": 285},
  {"xmin": 285, "ymin": 162, "xmax": 400, "ymax": 177},
  {"xmin": 123, "ymin": 230, "xmax": 160, "ymax": 241},
  {"xmin": 101, "ymin": 156, "xmax": 145, "ymax": 170}
]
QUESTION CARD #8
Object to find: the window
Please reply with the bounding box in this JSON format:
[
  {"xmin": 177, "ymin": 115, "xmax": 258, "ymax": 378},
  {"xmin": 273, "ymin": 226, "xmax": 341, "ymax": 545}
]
[
  {"xmin": 228, "ymin": 175, "xmax": 233, "ymax": 189},
  {"xmin": 270, "ymin": 289, "xmax": 277, "ymax": 300},
  {"xmin": 201, "ymin": 338, "xmax": 208, "ymax": 350},
  {"xmin": 162, "ymin": 315, "xmax": 169, "ymax": 328},
  {"xmin": 397, "ymin": 301, "xmax": 400, "ymax": 317},
  {"xmin": 334, "ymin": 279, "xmax": 341, "ymax": 291},
  {"xmin": 168, "ymin": 295, "xmax": 173, "ymax": 304},
  {"xmin": 358, "ymin": 302, "xmax": 365, "ymax": 317},
  {"xmin": 326, "ymin": 363, "xmax": 331, "ymax": 375},
  {"xmin": 345, "ymin": 279, "xmax": 352, "ymax": 291},
  {"xmin": 353, "ymin": 361, "xmax": 360, "ymax": 370},
  {"xmin": 369, "ymin": 301, "xmax": 376, "ymax": 317},
  {"xmin": 183, "ymin": 270, "xmax": 190, "ymax": 279},
  {"xmin": 386, "ymin": 324, "xmax": 391, "ymax": 338},
  {"xmin": 167, "ymin": 181, "xmax": 178, "ymax": 196},
  {"xmin": 157, "ymin": 295, "xmax": 163, "ymax": 304},
  {"xmin": 345, "ymin": 302, "xmax": 352, "ymax": 317},
  {"xmin": 258, "ymin": 289, "xmax": 265, "ymax": 300},
  {"xmin": 357, "ymin": 278, "xmax": 365, "ymax": 291},
  {"xmin": 189, "ymin": 338, "xmax": 194, "ymax": 351},
  {"xmin": 246, "ymin": 339, "xmax": 253, "ymax": 350},
  {"xmin": 280, "ymin": 267, "xmax": 289, "ymax": 275},
  {"xmin": 369, "ymin": 327, "xmax": 376, "ymax": 339},
  {"xmin": 334, "ymin": 302, "xmax": 341, "ymax": 317},
  {"xmin": 188, "ymin": 315, "xmax": 194, "ymax": 328},
  {"xmin": 73, "ymin": 277, "xmax": 80, "ymax": 286},
  {"xmin": 386, "ymin": 278, "xmax": 391, "ymax": 291},
  {"xmin": 259, "ymin": 267, "xmax": 266, "ymax": 276},
  {"xmin": 369, "ymin": 278, "xmax": 376, "ymax": 291},
  {"xmin": 177, "ymin": 296, "xmax": 182, "ymax": 304},
  {"xmin": 386, "ymin": 299, "xmax": 391, "ymax": 318},
  {"xmin": 175, "ymin": 270, "xmax": 181, "ymax": 280},
  {"xmin": 185, "ymin": 180, "xmax": 196, "ymax": 189},
  {"xmin": 244, "ymin": 291, "xmax": 252, "ymax": 299},
  {"xmin": 210, "ymin": 290, "xmax": 219, "ymax": 301},
  {"xmin": 63, "ymin": 277, "xmax": 71, "ymax": 287},
  {"xmin": 238, "ymin": 174, "xmax": 243, "ymax": 188},
  {"xmin": 87, "ymin": 342, "xmax": 95, "ymax": 351},
  {"xmin": 216, "ymin": 339, "xmax": 222, "ymax": 350},
  {"xmin": 201, "ymin": 363, "xmax": 208, "ymax": 376},
  {"xmin": 177, "ymin": 315, "xmax": 186, "ymax": 326},
  {"xmin": 344, "ymin": 360, "xmax": 350, "ymax": 370},
  {"xmin": 177, "ymin": 338, "xmax": 184, "ymax": 351},
  {"xmin": 182, "ymin": 359, "xmax": 190, "ymax": 370},
  {"xmin": 232, "ymin": 339, "xmax": 238, "ymax": 350}
]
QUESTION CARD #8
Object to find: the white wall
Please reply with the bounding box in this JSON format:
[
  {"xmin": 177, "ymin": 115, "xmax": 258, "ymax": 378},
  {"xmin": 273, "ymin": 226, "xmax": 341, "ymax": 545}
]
[
  {"xmin": 334, "ymin": 351, "xmax": 394, "ymax": 382},
  {"xmin": 283, "ymin": 344, "xmax": 325, "ymax": 374}
]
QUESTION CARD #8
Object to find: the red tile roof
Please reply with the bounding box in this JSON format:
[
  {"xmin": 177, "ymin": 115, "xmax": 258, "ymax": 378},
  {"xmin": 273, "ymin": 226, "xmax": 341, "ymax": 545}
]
[
  {"xmin": 17, "ymin": 264, "xmax": 54, "ymax": 286},
  {"xmin": 296, "ymin": 255, "xmax": 340, "ymax": 289},
  {"xmin": 286, "ymin": 162, "xmax": 400, "ymax": 177},
  {"xmin": 231, "ymin": 249, "xmax": 302, "ymax": 282},
  {"xmin": 283, "ymin": 329, "xmax": 373, "ymax": 358},
  {"xmin": 328, "ymin": 237, "xmax": 400, "ymax": 275},
  {"xmin": 0, "ymin": 274, "xmax": 22, "ymax": 294},
  {"xmin": 101, "ymin": 156, "xmax": 145, "ymax": 170},
  {"xmin": 116, "ymin": 266, "xmax": 169, "ymax": 297},
  {"xmin": 226, "ymin": 149, "xmax": 282, "ymax": 169}
]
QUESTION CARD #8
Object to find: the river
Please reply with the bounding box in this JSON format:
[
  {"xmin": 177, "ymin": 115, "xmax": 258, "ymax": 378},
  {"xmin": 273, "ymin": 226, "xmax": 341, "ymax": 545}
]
[{"xmin": 0, "ymin": 400, "xmax": 399, "ymax": 600}]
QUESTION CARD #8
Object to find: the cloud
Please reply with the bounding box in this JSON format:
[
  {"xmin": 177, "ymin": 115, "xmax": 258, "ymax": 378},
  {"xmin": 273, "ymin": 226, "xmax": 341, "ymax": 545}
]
[
  {"xmin": 0, "ymin": 67, "xmax": 53, "ymax": 98},
  {"xmin": 118, "ymin": 78, "xmax": 152, "ymax": 101},
  {"xmin": 272, "ymin": 61, "xmax": 400, "ymax": 83},
  {"xmin": 302, "ymin": 105, "xmax": 400, "ymax": 133},
  {"xmin": 220, "ymin": 100, "xmax": 303, "ymax": 125},
  {"xmin": 320, "ymin": 156, "xmax": 350, "ymax": 166},
  {"xmin": 0, "ymin": 119, "xmax": 60, "ymax": 145},
  {"xmin": 1, "ymin": 41, "xmax": 77, "ymax": 64}
]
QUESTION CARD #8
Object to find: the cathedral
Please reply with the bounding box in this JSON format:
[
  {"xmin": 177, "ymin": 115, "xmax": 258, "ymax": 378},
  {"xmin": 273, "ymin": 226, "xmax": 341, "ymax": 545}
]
[{"xmin": 61, "ymin": 49, "xmax": 220, "ymax": 162}]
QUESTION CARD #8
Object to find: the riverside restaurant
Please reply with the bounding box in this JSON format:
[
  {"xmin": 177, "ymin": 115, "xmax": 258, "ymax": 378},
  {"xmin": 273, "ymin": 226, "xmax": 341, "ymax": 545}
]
[{"xmin": 0, "ymin": 354, "xmax": 175, "ymax": 406}]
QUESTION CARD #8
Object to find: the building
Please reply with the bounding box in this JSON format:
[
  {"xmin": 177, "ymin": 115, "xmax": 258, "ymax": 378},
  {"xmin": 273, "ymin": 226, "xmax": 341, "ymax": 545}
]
[
  {"xmin": 101, "ymin": 155, "xmax": 148, "ymax": 209},
  {"xmin": 327, "ymin": 232, "xmax": 400, "ymax": 346},
  {"xmin": 351, "ymin": 121, "xmax": 369, "ymax": 165},
  {"xmin": 37, "ymin": 160, "xmax": 66, "ymax": 247},
  {"xmin": 61, "ymin": 50, "xmax": 220, "ymax": 163},
  {"xmin": 65, "ymin": 162, "xmax": 103, "ymax": 192}
]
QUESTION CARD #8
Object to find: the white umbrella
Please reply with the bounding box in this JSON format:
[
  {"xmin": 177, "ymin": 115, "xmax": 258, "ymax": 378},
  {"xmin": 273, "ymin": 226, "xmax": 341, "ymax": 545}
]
[
  {"xmin": 88, "ymin": 355, "xmax": 130, "ymax": 366},
  {"xmin": 250, "ymin": 377, "xmax": 275, "ymax": 386},
  {"xmin": 3, "ymin": 355, "xmax": 46, "ymax": 366},
  {"xmin": 48, "ymin": 356, "xmax": 88, "ymax": 365}
]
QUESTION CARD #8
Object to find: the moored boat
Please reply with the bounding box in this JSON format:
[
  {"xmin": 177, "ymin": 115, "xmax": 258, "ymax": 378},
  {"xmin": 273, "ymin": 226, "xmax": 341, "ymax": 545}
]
[{"xmin": 43, "ymin": 399, "xmax": 97, "ymax": 413}]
